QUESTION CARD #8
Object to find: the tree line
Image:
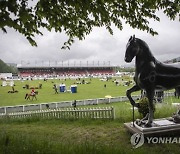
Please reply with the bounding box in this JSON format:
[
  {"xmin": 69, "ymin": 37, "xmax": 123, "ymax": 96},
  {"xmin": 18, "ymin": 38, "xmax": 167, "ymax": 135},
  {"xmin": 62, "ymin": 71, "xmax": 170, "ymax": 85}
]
[{"xmin": 0, "ymin": 59, "xmax": 17, "ymax": 73}]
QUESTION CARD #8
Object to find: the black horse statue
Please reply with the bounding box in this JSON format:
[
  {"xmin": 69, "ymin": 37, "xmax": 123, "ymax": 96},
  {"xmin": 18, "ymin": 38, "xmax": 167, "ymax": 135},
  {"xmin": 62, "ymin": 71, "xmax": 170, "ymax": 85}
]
[{"xmin": 124, "ymin": 35, "xmax": 180, "ymax": 127}]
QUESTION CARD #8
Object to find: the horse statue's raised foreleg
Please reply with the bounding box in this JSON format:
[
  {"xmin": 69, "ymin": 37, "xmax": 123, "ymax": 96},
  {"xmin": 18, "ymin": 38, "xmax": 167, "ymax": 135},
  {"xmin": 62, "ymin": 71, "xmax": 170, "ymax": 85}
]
[{"xmin": 126, "ymin": 85, "xmax": 141, "ymax": 108}]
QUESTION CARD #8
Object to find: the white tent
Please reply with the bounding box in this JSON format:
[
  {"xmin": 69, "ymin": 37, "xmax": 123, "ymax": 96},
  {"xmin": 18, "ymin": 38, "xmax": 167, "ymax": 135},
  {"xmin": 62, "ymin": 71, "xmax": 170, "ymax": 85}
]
[{"xmin": 116, "ymin": 71, "xmax": 121, "ymax": 75}]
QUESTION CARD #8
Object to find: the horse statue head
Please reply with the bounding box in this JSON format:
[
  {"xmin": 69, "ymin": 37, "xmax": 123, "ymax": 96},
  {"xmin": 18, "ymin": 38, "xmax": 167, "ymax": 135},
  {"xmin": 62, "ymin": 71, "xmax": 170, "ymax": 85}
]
[{"xmin": 124, "ymin": 35, "xmax": 139, "ymax": 63}]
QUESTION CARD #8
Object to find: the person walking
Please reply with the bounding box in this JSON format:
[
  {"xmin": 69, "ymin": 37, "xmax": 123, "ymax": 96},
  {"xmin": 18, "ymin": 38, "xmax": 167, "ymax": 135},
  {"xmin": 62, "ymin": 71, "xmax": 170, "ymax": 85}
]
[{"xmin": 53, "ymin": 84, "xmax": 58, "ymax": 94}]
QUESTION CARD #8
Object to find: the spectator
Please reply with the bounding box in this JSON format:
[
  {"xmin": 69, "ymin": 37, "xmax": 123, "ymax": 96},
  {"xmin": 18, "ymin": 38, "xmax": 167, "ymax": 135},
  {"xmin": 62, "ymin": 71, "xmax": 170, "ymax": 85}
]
[
  {"xmin": 46, "ymin": 104, "xmax": 50, "ymax": 109},
  {"xmin": 72, "ymin": 100, "xmax": 77, "ymax": 109},
  {"xmin": 12, "ymin": 86, "xmax": 15, "ymax": 92},
  {"xmin": 39, "ymin": 83, "xmax": 42, "ymax": 89},
  {"xmin": 53, "ymin": 84, "xmax": 58, "ymax": 94},
  {"xmin": 175, "ymin": 87, "xmax": 180, "ymax": 99}
]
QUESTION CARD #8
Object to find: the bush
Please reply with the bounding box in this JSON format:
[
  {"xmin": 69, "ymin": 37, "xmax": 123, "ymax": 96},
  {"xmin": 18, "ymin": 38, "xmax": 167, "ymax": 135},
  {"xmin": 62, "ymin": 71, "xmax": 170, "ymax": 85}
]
[{"xmin": 138, "ymin": 97, "xmax": 155, "ymax": 117}]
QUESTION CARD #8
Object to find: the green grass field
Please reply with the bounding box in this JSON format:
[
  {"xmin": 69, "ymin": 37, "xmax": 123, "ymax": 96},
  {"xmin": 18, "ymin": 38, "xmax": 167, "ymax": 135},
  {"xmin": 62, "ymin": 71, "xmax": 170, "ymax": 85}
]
[
  {"xmin": 0, "ymin": 102, "xmax": 179, "ymax": 154},
  {"xmin": 0, "ymin": 77, "xmax": 135, "ymax": 106},
  {"xmin": 0, "ymin": 77, "xmax": 180, "ymax": 153}
]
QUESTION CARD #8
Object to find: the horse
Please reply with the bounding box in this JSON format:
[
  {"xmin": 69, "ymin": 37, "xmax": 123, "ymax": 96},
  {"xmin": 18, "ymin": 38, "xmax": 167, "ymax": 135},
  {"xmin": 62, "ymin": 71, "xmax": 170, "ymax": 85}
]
[
  {"xmin": 25, "ymin": 91, "xmax": 38, "ymax": 100},
  {"xmin": 124, "ymin": 35, "xmax": 180, "ymax": 127}
]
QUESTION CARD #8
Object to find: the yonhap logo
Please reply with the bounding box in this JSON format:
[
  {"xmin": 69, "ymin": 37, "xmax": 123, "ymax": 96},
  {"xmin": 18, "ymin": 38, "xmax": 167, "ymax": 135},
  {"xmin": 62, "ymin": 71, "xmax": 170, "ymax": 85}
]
[
  {"xmin": 130, "ymin": 133, "xmax": 180, "ymax": 148},
  {"xmin": 130, "ymin": 133, "xmax": 144, "ymax": 148}
]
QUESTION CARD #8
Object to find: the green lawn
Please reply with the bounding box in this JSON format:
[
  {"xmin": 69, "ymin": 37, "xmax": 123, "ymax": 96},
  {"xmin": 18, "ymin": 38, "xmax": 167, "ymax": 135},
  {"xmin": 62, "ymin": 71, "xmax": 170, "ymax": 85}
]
[
  {"xmin": 1, "ymin": 77, "xmax": 180, "ymax": 153},
  {"xmin": 0, "ymin": 101, "xmax": 179, "ymax": 154},
  {"xmin": 0, "ymin": 77, "xmax": 135, "ymax": 106}
]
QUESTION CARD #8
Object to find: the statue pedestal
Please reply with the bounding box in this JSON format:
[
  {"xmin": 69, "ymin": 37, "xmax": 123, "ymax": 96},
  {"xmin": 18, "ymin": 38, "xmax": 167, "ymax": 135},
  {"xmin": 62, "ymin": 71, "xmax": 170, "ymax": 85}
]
[{"xmin": 124, "ymin": 118, "xmax": 180, "ymax": 136}]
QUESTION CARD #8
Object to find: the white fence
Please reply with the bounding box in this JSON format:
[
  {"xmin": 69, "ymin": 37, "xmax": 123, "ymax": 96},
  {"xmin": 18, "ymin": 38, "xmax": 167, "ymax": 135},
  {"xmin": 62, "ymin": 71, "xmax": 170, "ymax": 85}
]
[
  {"xmin": 0, "ymin": 96, "xmax": 136, "ymax": 114},
  {"xmin": 0, "ymin": 107, "xmax": 115, "ymax": 120},
  {"xmin": 0, "ymin": 92, "xmax": 174, "ymax": 114}
]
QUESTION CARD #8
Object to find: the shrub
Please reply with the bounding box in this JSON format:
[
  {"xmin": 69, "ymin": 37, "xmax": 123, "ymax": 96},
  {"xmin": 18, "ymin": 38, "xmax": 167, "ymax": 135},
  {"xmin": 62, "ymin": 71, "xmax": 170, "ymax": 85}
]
[{"xmin": 138, "ymin": 97, "xmax": 155, "ymax": 117}]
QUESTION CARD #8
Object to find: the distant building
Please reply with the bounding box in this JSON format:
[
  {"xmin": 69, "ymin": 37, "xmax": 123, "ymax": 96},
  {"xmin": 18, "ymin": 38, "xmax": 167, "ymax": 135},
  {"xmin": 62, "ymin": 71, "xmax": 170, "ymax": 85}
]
[{"xmin": 17, "ymin": 61, "xmax": 117, "ymax": 77}]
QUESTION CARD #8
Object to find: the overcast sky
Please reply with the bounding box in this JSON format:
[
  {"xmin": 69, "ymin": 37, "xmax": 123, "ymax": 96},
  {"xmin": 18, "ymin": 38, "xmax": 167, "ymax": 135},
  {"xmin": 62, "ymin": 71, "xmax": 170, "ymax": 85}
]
[{"xmin": 0, "ymin": 12, "xmax": 180, "ymax": 67}]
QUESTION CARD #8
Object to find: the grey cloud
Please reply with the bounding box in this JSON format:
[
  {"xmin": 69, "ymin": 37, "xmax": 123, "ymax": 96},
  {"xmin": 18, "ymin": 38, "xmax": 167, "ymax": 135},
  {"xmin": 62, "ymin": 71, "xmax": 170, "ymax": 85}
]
[{"xmin": 0, "ymin": 12, "xmax": 179, "ymax": 66}]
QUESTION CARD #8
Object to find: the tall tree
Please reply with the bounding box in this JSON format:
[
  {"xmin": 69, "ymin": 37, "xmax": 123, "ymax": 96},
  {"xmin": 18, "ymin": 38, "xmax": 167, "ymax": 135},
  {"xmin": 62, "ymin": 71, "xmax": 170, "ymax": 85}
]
[
  {"xmin": 0, "ymin": 59, "xmax": 17, "ymax": 73},
  {"xmin": 0, "ymin": 0, "xmax": 179, "ymax": 48}
]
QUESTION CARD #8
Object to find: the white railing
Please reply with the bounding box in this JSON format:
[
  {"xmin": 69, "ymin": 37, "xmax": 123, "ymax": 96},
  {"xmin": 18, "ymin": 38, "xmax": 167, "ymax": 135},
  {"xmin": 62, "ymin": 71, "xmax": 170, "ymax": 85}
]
[
  {"xmin": 0, "ymin": 107, "xmax": 115, "ymax": 120},
  {"xmin": 0, "ymin": 92, "xmax": 174, "ymax": 114}
]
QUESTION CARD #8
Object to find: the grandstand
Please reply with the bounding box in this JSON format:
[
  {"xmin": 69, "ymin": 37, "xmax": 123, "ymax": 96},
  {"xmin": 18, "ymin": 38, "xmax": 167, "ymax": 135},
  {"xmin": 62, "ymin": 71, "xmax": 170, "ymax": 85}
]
[{"xmin": 17, "ymin": 61, "xmax": 116, "ymax": 77}]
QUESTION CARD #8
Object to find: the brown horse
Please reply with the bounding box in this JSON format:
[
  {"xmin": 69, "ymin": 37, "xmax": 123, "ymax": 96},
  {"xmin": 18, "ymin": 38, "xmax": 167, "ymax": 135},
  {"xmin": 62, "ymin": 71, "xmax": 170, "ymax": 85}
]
[{"xmin": 25, "ymin": 91, "xmax": 38, "ymax": 100}]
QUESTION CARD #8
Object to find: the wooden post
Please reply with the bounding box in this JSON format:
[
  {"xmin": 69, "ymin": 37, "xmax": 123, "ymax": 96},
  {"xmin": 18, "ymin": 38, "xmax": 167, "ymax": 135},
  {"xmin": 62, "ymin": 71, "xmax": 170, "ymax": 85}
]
[
  {"xmin": 112, "ymin": 107, "xmax": 115, "ymax": 119},
  {"xmin": 108, "ymin": 98, "xmax": 110, "ymax": 103},
  {"xmin": 4, "ymin": 107, "xmax": 7, "ymax": 115},
  {"xmin": 105, "ymin": 107, "xmax": 107, "ymax": 118}
]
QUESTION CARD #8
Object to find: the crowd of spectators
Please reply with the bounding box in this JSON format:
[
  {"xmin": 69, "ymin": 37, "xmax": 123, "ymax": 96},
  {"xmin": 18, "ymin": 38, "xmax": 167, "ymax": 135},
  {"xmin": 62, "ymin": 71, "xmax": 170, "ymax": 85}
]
[{"xmin": 19, "ymin": 68, "xmax": 115, "ymax": 78}]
